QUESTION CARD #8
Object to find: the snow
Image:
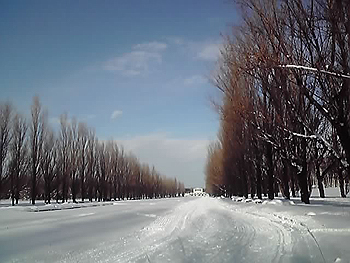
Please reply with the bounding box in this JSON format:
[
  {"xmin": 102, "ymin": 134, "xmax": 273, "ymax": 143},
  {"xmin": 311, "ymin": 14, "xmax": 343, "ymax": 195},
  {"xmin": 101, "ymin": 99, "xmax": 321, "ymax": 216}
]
[
  {"xmin": 0, "ymin": 198, "xmax": 169, "ymax": 212},
  {"xmin": 278, "ymin": 64, "xmax": 350, "ymax": 80},
  {"xmin": 306, "ymin": 212, "xmax": 317, "ymax": 216},
  {"xmin": 1, "ymin": 189, "xmax": 349, "ymax": 262},
  {"xmin": 77, "ymin": 212, "xmax": 95, "ymax": 217},
  {"xmin": 291, "ymin": 131, "xmax": 317, "ymax": 139}
]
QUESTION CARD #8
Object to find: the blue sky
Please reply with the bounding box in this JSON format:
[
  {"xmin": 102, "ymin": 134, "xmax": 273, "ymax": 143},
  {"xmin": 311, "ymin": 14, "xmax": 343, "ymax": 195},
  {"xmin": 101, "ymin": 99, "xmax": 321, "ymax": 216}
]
[{"xmin": 0, "ymin": 0, "xmax": 238, "ymax": 187}]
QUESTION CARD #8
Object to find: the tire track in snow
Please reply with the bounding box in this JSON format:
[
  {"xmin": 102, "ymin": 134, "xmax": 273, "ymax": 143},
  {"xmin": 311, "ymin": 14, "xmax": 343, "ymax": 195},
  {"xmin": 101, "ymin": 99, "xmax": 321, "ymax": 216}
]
[
  {"xmin": 61, "ymin": 197, "xmax": 324, "ymax": 263},
  {"xmin": 222, "ymin": 202, "xmax": 326, "ymax": 263},
  {"xmin": 114, "ymin": 198, "xmax": 298, "ymax": 262}
]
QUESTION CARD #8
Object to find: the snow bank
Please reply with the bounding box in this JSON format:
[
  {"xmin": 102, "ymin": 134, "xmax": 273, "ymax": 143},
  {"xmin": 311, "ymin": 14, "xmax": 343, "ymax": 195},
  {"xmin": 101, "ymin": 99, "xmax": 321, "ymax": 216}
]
[
  {"xmin": 0, "ymin": 200, "xmax": 126, "ymax": 212},
  {"xmin": 1, "ymin": 198, "xmax": 185, "ymax": 212},
  {"xmin": 27, "ymin": 201, "xmax": 116, "ymax": 212},
  {"xmin": 231, "ymin": 196, "xmax": 293, "ymax": 206},
  {"xmin": 230, "ymin": 187, "xmax": 348, "ymax": 209}
]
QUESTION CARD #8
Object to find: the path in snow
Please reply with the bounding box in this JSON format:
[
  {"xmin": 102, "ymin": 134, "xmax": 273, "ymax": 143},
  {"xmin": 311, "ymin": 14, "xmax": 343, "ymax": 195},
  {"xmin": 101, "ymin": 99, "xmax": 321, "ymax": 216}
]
[
  {"xmin": 65, "ymin": 197, "xmax": 324, "ymax": 263},
  {"xmin": 1, "ymin": 193, "xmax": 349, "ymax": 263}
]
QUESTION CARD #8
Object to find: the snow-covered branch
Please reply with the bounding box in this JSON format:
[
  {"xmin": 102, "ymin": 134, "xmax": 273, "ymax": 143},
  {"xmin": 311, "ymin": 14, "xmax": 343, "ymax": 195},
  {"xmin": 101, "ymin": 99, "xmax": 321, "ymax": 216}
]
[
  {"xmin": 288, "ymin": 132, "xmax": 317, "ymax": 140},
  {"xmin": 283, "ymin": 127, "xmax": 349, "ymax": 168},
  {"xmin": 278, "ymin": 65, "xmax": 350, "ymax": 80}
]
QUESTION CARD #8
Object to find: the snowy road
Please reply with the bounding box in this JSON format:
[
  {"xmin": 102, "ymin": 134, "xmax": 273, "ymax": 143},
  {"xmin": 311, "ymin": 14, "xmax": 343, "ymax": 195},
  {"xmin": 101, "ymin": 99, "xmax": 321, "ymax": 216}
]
[{"xmin": 1, "ymin": 196, "xmax": 349, "ymax": 262}]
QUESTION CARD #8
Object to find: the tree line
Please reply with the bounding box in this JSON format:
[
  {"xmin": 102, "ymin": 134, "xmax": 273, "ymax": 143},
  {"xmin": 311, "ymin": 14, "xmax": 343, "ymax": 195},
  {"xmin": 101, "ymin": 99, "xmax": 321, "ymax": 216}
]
[
  {"xmin": 206, "ymin": 0, "xmax": 350, "ymax": 203},
  {"xmin": 0, "ymin": 97, "xmax": 185, "ymax": 205}
]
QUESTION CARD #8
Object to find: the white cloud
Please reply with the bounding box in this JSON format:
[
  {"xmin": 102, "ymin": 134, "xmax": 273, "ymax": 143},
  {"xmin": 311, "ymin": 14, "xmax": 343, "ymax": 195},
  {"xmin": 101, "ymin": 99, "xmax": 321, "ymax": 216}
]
[
  {"xmin": 184, "ymin": 75, "xmax": 207, "ymax": 86},
  {"xmin": 132, "ymin": 41, "xmax": 167, "ymax": 51},
  {"xmin": 166, "ymin": 36, "xmax": 185, "ymax": 45},
  {"xmin": 167, "ymin": 38, "xmax": 222, "ymax": 62},
  {"xmin": 104, "ymin": 41, "xmax": 167, "ymax": 76},
  {"xmin": 104, "ymin": 51, "xmax": 162, "ymax": 75},
  {"xmin": 116, "ymin": 133, "xmax": 209, "ymax": 187},
  {"xmin": 111, "ymin": 110, "xmax": 123, "ymax": 120},
  {"xmin": 197, "ymin": 42, "xmax": 222, "ymax": 61}
]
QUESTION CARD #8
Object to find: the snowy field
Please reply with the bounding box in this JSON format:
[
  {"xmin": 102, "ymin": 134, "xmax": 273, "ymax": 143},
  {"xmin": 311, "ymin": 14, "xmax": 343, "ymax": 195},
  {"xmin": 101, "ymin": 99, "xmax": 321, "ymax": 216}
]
[{"xmin": 0, "ymin": 188, "xmax": 349, "ymax": 263}]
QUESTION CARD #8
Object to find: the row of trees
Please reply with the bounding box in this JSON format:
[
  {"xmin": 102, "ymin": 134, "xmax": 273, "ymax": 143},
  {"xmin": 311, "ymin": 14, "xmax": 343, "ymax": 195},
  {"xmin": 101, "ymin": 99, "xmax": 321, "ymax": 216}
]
[
  {"xmin": 0, "ymin": 97, "xmax": 185, "ymax": 205},
  {"xmin": 206, "ymin": 0, "xmax": 349, "ymax": 203}
]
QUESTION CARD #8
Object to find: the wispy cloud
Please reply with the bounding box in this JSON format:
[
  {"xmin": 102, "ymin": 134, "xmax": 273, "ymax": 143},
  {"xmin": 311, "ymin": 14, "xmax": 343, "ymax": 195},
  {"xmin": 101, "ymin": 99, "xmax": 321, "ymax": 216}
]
[
  {"xmin": 116, "ymin": 132, "xmax": 209, "ymax": 187},
  {"xmin": 165, "ymin": 37, "xmax": 222, "ymax": 62},
  {"xmin": 104, "ymin": 41, "xmax": 167, "ymax": 76},
  {"xmin": 111, "ymin": 110, "xmax": 123, "ymax": 120},
  {"xmin": 184, "ymin": 75, "xmax": 207, "ymax": 86},
  {"xmin": 197, "ymin": 42, "xmax": 222, "ymax": 61},
  {"xmin": 132, "ymin": 41, "xmax": 167, "ymax": 51},
  {"xmin": 165, "ymin": 36, "xmax": 185, "ymax": 46}
]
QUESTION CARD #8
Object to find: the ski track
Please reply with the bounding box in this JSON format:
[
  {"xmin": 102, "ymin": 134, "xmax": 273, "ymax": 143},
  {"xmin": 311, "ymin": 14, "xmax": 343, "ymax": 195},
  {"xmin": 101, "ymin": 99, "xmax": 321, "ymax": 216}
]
[{"xmin": 61, "ymin": 197, "xmax": 325, "ymax": 263}]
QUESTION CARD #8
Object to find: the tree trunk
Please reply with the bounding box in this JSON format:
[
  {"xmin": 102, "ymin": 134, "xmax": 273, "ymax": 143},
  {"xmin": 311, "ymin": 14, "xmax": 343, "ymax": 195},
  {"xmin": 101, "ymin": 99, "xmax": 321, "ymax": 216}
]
[
  {"xmin": 11, "ymin": 171, "xmax": 15, "ymax": 206},
  {"xmin": 242, "ymin": 163, "xmax": 248, "ymax": 198},
  {"xmin": 290, "ymin": 172, "xmax": 296, "ymax": 197},
  {"xmin": 88, "ymin": 181, "xmax": 93, "ymax": 202},
  {"xmin": 15, "ymin": 171, "xmax": 19, "ymax": 204},
  {"xmin": 256, "ymin": 163, "xmax": 262, "ymax": 199},
  {"xmin": 31, "ymin": 168, "xmax": 36, "ymax": 205},
  {"xmin": 274, "ymin": 181, "xmax": 279, "ymax": 197},
  {"xmin": 47, "ymin": 181, "xmax": 51, "ymax": 204},
  {"xmin": 336, "ymin": 123, "xmax": 350, "ymax": 178},
  {"xmin": 81, "ymin": 174, "xmax": 85, "ymax": 202},
  {"xmin": 338, "ymin": 168, "xmax": 346, "ymax": 198},
  {"xmin": 282, "ymin": 161, "xmax": 290, "ymax": 199},
  {"xmin": 72, "ymin": 177, "xmax": 77, "ymax": 203},
  {"xmin": 299, "ymin": 138, "xmax": 310, "ymax": 204},
  {"xmin": 62, "ymin": 178, "xmax": 67, "ymax": 203},
  {"xmin": 250, "ymin": 173, "xmax": 256, "ymax": 199},
  {"xmin": 316, "ymin": 163, "xmax": 325, "ymax": 198},
  {"xmin": 266, "ymin": 143, "xmax": 274, "ymax": 200},
  {"xmin": 317, "ymin": 178, "xmax": 325, "ymax": 198}
]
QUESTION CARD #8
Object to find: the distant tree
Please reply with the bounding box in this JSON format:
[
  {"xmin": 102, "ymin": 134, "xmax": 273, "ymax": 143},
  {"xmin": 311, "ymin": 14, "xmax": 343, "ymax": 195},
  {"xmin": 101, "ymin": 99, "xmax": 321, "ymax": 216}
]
[
  {"xmin": 0, "ymin": 103, "xmax": 12, "ymax": 198},
  {"xmin": 29, "ymin": 97, "xmax": 46, "ymax": 205},
  {"xmin": 9, "ymin": 113, "xmax": 27, "ymax": 205},
  {"xmin": 69, "ymin": 118, "xmax": 79, "ymax": 203},
  {"xmin": 78, "ymin": 122, "xmax": 88, "ymax": 201},
  {"xmin": 57, "ymin": 114, "xmax": 72, "ymax": 203},
  {"xmin": 205, "ymin": 141, "xmax": 224, "ymax": 196},
  {"xmin": 41, "ymin": 128, "xmax": 56, "ymax": 204},
  {"xmin": 96, "ymin": 141, "xmax": 107, "ymax": 201},
  {"xmin": 87, "ymin": 129, "xmax": 97, "ymax": 202},
  {"xmin": 1, "ymin": 97, "xmax": 185, "ymax": 203}
]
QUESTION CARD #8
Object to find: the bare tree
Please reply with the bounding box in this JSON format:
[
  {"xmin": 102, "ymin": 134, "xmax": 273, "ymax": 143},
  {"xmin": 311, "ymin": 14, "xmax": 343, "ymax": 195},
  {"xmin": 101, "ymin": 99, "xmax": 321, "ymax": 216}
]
[
  {"xmin": 69, "ymin": 118, "xmax": 79, "ymax": 203},
  {"xmin": 78, "ymin": 122, "xmax": 88, "ymax": 201},
  {"xmin": 29, "ymin": 97, "xmax": 46, "ymax": 205},
  {"xmin": 57, "ymin": 114, "xmax": 72, "ymax": 203},
  {"xmin": 87, "ymin": 128, "xmax": 97, "ymax": 202},
  {"xmin": 9, "ymin": 113, "xmax": 27, "ymax": 205},
  {"xmin": 0, "ymin": 103, "xmax": 12, "ymax": 197},
  {"xmin": 1, "ymin": 98, "xmax": 185, "ymax": 203},
  {"xmin": 41, "ymin": 128, "xmax": 56, "ymax": 204},
  {"xmin": 205, "ymin": 141, "xmax": 224, "ymax": 196},
  {"xmin": 205, "ymin": 0, "xmax": 350, "ymax": 203}
]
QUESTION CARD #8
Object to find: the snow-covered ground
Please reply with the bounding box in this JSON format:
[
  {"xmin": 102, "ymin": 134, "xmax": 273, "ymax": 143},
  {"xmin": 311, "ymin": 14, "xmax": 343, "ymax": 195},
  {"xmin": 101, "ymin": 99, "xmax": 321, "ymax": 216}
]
[
  {"xmin": 0, "ymin": 188, "xmax": 349, "ymax": 262},
  {"xmin": 0, "ymin": 199, "xmax": 117, "ymax": 212}
]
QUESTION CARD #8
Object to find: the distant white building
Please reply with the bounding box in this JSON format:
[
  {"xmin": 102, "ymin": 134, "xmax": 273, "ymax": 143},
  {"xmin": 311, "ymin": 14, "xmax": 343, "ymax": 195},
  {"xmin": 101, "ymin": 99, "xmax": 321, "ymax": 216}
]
[{"xmin": 193, "ymin": 188, "xmax": 204, "ymax": 196}]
